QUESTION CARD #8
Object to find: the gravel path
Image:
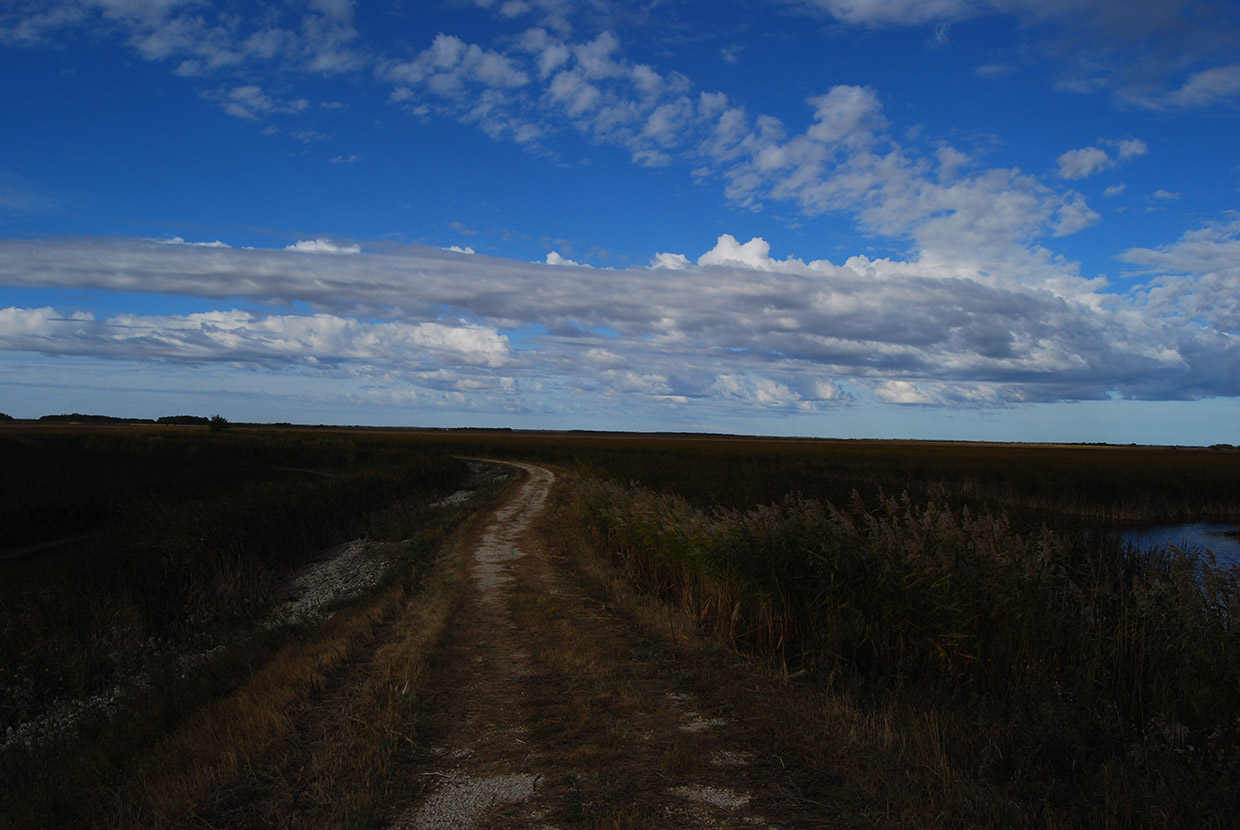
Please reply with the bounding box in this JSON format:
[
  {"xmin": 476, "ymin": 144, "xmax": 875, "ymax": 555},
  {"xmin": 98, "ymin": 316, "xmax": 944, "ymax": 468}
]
[{"xmin": 385, "ymin": 463, "xmax": 781, "ymax": 829}]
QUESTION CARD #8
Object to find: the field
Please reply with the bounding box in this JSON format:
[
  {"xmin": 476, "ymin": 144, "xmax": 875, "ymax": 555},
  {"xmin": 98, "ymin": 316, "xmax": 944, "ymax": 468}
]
[{"xmin": 2, "ymin": 423, "xmax": 1238, "ymax": 827}]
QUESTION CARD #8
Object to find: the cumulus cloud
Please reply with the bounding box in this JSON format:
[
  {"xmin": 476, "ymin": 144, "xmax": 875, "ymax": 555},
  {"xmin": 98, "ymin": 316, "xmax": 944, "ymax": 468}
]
[
  {"xmin": 4, "ymin": 4, "xmax": 1118, "ymax": 284},
  {"xmin": 383, "ymin": 33, "xmax": 530, "ymax": 91},
  {"xmin": 874, "ymin": 380, "xmax": 932, "ymax": 404},
  {"xmin": 1123, "ymin": 65, "xmax": 1240, "ymax": 109},
  {"xmin": 1115, "ymin": 138, "xmax": 1148, "ymax": 159},
  {"xmin": 545, "ymin": 250, "xmax": 582, "ymax": 266},
  {"xmin": 285, "ymin": 238, "xmax": 362, "ymax": 254},
  {"xmin": 2, "ymin": 5, "xmax": 1237, "ymax": 418},
  {"xmin": 697, "ymin": 235, "xmax": 795, "ymax": 270},
  {"xmin": 1122, "ymin": 216, "xmax": 1240, "ymax": 334},
  {"xmin": 206, "ymin": 85, "xmax": 310, "ymax": 120},
  {"xmin": 1, "ymin": 0, "xmax": 367, "ymax": 77},
  {"xmin": 1055, "ymin": 139, "xmax": 1147, "ymax": 181},
  {"xmin": 650, "ymin": 251, "xmax": 692, "ymax": 270},
  {"xmin": 1057, "ymin": 146, "xmax": 1112, "ymax": 179},
  {"xmin": 0, "ymin": 235, "xmax": 1234, "ymax": 413}
]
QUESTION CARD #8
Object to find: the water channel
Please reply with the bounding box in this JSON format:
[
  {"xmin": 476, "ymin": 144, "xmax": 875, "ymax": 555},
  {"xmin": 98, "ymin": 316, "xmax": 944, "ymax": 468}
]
[{"xmin": 1120, "ymin": 523, "xmax": 1240, "ymax": 569}]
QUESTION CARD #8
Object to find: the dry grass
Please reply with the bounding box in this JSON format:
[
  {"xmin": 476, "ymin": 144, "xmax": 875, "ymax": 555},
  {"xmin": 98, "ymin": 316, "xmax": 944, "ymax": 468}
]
[
  {"xmin": 660, "ymin": 736, "xmax": 706, "ymax": 777},
  {"xmin": 83, "ymin": 472, "xmax": 515, "ymax": 828},
  {"xmin": 574, "ymin": 471, "xmax": 1240, "ymax": 826},
  {"xmin": 542, "ymin": 472, "xmax": 1034, "ymax": 829},
  {"xmin": 109, "ymin": 539, "xmax": 464, "ymax": 826}
]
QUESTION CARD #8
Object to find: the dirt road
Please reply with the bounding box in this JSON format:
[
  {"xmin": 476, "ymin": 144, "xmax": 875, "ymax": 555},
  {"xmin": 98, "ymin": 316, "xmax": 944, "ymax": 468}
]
[{"xmin": 384, "ymin": 463, "xmax": 795, "ymax": 828}]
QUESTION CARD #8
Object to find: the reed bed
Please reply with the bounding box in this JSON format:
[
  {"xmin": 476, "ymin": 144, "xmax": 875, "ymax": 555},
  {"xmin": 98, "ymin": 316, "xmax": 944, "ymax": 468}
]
[{"xmin": 577, "ymin": 478, "xmax": 1240, "ymax": 827}]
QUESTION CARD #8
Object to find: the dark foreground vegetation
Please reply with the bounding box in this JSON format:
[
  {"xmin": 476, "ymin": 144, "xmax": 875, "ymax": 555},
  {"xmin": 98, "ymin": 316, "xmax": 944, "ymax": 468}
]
[
  {"xmin": 2, "ymin": 423, "xmax": 1238, "ymax": 827},
  {"xmin": 1, "ymin": 423, "xmax": 479, "ymax": 825}
]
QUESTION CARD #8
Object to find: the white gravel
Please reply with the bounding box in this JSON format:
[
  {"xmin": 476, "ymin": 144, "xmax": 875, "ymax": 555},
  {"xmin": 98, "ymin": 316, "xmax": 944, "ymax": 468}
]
[
  {"xmin": 672, "ymin": 784, "xmax": 751, "ymax": 810},
  {"xmin": 393, "ymin": 771, "xmax": 540, "ymax": 829},
  {"xmin": 266, "ymin": 539, "xmax": 384, "ymax": 628}
]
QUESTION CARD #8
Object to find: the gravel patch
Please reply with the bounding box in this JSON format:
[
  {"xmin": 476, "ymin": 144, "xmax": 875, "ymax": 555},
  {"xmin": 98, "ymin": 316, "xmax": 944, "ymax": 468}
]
[
  {"xmin": 431, "ymin": 489, "xmax": 475, "ymax": 508},
  {"xmin": 672, "ymin": 784, "xmax": 751, "ymax": 810},
  {"xmin": 712, "ymin": 749, "xmax": 754, "ymax": 766},
  {"xmin": 680, "ymin": 711, "xmax": 728, "ymax": 733},
  {"xmin": 392, "ymin": 771, "xmax": 540, "ymax": 830},
  {"xmin": 266, "ymin": 539, "xmax": 384, "ymax": 628}
]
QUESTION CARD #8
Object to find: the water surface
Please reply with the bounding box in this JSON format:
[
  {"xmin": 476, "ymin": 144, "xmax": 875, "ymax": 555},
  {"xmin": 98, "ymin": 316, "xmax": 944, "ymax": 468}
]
[{"xmin": 1121, "ymin": 523, "xmax": 1240, "ymax": 569}]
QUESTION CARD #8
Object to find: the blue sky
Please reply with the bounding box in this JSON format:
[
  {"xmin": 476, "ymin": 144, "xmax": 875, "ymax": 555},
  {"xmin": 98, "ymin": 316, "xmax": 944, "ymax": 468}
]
[{"xmin": 1, "ymin": 0, "xmax": 1238, "ymax": 443}]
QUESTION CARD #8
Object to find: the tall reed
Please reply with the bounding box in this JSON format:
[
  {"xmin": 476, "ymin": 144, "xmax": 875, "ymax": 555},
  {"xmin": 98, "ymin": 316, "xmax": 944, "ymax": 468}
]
[{"xmin": 577, "ymin": 478, "xmax": 1240, "ymax": 826}]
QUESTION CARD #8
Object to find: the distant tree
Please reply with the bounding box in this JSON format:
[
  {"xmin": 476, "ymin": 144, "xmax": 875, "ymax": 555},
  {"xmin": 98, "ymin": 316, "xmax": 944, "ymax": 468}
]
[
  {"xmin": 0, "ymin": 412, "xmax": 13, "ymax": 422},
  {"xmin": 208, "ymin": 414, "xmax": 231, "ymax": 432},
  {"xmin": 37, "ymin": 413, "xmax": 148, "ymax": 424},
  {"xmin": 157, "ymin": 415, "xmax": 211, "ymax": 426}
]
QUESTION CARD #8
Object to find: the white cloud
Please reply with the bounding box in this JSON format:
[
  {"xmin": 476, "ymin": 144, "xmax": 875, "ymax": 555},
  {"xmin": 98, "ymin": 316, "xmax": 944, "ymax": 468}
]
[
  {"xmin": 1124, "ymin": 65, "xmax": 1240, "ymax": 110},
  {"xmin": 1122, "ymin": 216, "xmax": 1240, "ymax": 334},
  {"xmin": 382, "ymin": 33, "xmax": 529, "ymax": 92},
  {"xmin": 698, "ymin": 235, "xmax": 785, "ymax": 270},
  {"xmin": 1, "ymin": 235, "xmax": 1233, "ymax": 410},
  {"xmin": 599, "ymin": 369, "xmax": 672, "ymax": 396},
  {"xmin": 1103, "ymin": 183, "xmax": 1126, "ymax": 198},
  {"xmin": 650, "ymin": 251, "xmax": 692, "ymax": 270},
  {"xmin": 300, "ymin": 4, "xmax": 1126, "ymax": 294},
  {"xmin": 1052, "ymin": 192, "xmax": 1101, "ymax": 236},
  {"xmin": 805, "ymin": 85, "xmax": 886, "ymax": 146},
  {"xmin": 285, "ymin": 238, "xmax": 362, "ymax": 254},
  {"xmin": 812, "ymin": 380, "xmax": 844, "ymax": 401},
  {"xmin": 158, "ymin": 236, "xmax": 229, "ymax": 247},
  {"xmin": 2, "ymin": 0, "xmax": 368, "ymax": 79},
  {"xmin": 874, "ymin": 380, "xmax": 933, "ymax": 404},
  {"xmin": 447, "ymin": 245, "xmax": 477, "ymax": 254},
  {"xmin": 710, "ymin": 374, "xmax": 802, "ymax": 407},
  {"xmin": 207, "ymin": 85, "xmax": 310, "ymax": 120},
  {"xmin": 1115, "ymin": 138, "xmax": 1148, "ymax": 159},
  {"xmin": 1057, "ymin": 146, "xmax": 1112, "ymax": 179},
  {"xmin": 544, "ymin": 250, "xmax": 582, "ymax": 266},
  {"xmin": 797, "ymin": 0, "xmax": 989, "ymax": 26},
  {"xmin": 0, "ymin": 306, "xmax": 512, "ymax": 370}
]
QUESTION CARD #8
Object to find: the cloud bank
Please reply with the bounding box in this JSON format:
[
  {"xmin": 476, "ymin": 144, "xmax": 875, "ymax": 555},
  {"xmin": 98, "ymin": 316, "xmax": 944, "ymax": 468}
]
[{"xmin": 1, "ymin": 233, "xmax": 1234, "ymax": 418}]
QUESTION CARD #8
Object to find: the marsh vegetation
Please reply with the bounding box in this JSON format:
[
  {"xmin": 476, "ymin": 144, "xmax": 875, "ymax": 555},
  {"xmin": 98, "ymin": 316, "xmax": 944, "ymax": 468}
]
[{"xmin": 2, "ymin": 425, "xmax": 1237, "ymax": 827}]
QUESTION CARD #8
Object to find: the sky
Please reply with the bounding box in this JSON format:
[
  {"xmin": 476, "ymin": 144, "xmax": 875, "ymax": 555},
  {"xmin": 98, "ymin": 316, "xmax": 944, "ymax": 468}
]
[{"xmin": 1, "ymin": 0, "xmax": 1238, "ymax": 444}]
